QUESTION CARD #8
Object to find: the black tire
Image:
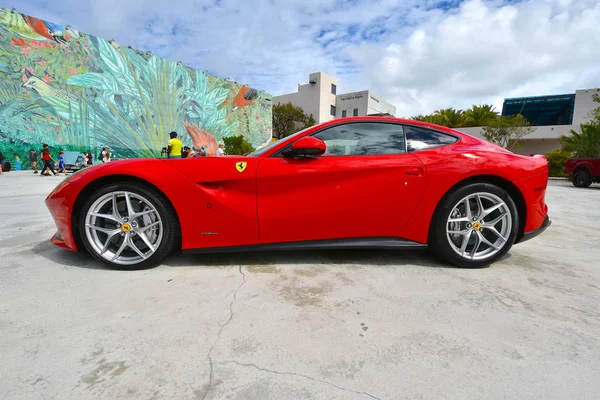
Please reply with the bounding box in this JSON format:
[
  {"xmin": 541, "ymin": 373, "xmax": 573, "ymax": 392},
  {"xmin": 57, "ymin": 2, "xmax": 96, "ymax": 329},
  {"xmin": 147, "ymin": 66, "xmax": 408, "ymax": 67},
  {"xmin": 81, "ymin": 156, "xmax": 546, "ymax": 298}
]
[
  {"xmin": 78, "ymin": 182, "xmax": 179, "ymax": 270},
  {"xmin": 428, "ymin": 182, "xmax": 519, "ymax": 268},
  {"xmin": 572, "ymin": 168, "xmax": 592, "ymax": 188}
]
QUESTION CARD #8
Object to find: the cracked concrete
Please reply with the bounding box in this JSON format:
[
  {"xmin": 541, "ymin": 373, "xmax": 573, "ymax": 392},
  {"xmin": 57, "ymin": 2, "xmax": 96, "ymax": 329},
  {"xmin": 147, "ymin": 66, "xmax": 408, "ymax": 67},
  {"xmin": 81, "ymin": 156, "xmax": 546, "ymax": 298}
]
[
  {"xmin": 202, "ymin": 266, "xmax": 247, "ymax": 400},
  {"xmin": 1, "ymin": 172, "xmax": 600, "ymax": 399},
  {"xmin": 216, "ymin": 360, "xmax": 381, "ymax": 400}
]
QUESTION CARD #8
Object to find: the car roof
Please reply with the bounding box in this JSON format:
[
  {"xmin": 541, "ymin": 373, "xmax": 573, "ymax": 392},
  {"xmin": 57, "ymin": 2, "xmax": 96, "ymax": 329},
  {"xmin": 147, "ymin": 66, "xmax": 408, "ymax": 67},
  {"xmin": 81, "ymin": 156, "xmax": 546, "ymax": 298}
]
[
  {"xmin": 321, "ymin": 116, "xmax": 463, "ymax": 134},
  {"xmin": 259, "ymin": 116, "xmax": 471, "ymax": 157}
]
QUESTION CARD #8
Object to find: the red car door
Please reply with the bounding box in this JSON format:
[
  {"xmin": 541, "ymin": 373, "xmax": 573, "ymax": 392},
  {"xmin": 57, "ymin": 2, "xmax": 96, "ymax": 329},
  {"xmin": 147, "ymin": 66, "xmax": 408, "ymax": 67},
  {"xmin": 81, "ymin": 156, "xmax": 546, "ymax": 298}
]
[
  {"xmin": 256, "ymin": 121, "xmax": 427, "ymax": 244},
  {"xmin": 168, "ymin": 156, "xmax": 261, "ymax": 249}
]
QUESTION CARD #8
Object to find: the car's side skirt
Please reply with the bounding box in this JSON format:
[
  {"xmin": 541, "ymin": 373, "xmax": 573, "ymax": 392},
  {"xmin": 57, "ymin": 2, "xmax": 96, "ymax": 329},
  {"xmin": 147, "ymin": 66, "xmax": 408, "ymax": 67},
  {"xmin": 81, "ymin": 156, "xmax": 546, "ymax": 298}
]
[{"xmin": 183, "ymin": 237, "xmax": 427, "ymax": 254}]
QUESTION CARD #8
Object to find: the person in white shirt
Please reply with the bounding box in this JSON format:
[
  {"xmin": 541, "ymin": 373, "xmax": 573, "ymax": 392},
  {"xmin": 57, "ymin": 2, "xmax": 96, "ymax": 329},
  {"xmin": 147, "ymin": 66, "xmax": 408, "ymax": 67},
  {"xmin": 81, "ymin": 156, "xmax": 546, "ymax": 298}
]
[
  {"xmin": 216, "ymin": 143, "xmax": 226, "ymax": 156},
  {"xmin": 101, "ymin": 147, "xmax": 111, "ymax": 163}
]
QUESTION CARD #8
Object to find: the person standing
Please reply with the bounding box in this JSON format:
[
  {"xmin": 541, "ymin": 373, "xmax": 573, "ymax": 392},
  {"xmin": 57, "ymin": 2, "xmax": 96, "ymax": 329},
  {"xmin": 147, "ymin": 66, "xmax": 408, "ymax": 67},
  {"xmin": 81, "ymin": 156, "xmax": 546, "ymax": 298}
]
[
  {"xmin": 102, "ymin": 148, "xmax": 111, "ymax": 163},
  {"xmin": 40, "ymin": 145, "xmax": 57, "ymax": 176},
  {"xmin": 216, "ymin": 143, "xmax": 226, "ymax": 156},
  {"xmin": 29, "ymin": 149, "xmax": 39, "ymax": 174},
  {"xmin": 57, "ymin": 151, "xmax": 67, "ymax": 175},
  {"xmin": 167, "ymin": 131, "xmax": 183, "ymax": 159}
]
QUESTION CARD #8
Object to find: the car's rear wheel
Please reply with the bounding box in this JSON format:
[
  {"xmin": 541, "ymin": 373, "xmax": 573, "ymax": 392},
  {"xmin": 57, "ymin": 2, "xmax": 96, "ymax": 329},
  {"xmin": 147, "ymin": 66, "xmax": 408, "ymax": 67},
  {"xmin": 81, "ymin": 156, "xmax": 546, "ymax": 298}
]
[
  {"xmin": 429, "ymin": 183, "xmax": 519, "ymax": 268},
  {"xmin": 572, "ymin": 168, "xmax": 592, "ymax": 188},
  {"xmin": 78, "ymin": 182, "xmax": 178, "ymax": 270}
]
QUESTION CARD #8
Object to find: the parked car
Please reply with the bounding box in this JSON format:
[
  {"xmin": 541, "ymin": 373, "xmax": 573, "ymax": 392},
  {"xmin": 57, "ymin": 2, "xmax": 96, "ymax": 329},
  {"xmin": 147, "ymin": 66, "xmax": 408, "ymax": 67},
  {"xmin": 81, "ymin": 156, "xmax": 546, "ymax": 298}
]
[
  {"xmin": 563, "ymin": 158, "xmax": 600, "ymax": 187},
  {"xmin": 45, "ymin": 116, "xmax": 551, "ymax": 270},
  {"xmin": 63, "ymin": 151, "xmax": 87, "ymax": 172}
]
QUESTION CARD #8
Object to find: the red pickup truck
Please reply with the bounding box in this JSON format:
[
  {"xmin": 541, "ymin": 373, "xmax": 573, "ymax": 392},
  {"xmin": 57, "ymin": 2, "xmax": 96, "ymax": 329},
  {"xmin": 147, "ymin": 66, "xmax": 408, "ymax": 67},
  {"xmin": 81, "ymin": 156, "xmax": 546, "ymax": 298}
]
[{"xmin": 563, "ymin": 158, "xmax": 600, "ymax": 187}]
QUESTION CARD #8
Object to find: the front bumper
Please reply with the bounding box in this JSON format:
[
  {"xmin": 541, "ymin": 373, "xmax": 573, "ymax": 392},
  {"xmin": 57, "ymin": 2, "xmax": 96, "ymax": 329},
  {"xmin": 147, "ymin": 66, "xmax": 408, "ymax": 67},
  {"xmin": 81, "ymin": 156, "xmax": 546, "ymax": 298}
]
[
  {"xmin": 45, "ymin": 180, "xmax": 79, "ymax": 251},
  {"xmin": 516, "ymin": 215, "xmax": 551, "ymax": 244},
  {"xmin": 50, "ymin": 231, "xmax": 74, "ymax": 250}
]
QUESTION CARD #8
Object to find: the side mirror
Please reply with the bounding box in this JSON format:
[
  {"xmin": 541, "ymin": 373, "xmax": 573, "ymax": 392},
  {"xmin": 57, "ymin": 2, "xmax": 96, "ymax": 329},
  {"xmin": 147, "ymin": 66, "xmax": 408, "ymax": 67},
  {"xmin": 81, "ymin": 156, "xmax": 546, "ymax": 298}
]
[{"xmin": 285, "ymin": 136, "xmax": 326, "ymax": 158}]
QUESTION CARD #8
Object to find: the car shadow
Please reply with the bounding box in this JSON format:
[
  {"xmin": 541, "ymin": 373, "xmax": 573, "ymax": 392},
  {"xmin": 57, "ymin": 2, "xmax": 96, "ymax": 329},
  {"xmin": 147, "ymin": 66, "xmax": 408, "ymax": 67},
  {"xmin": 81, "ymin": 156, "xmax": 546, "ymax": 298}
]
[
  {"xmin": 31, "ymin": 239, "xmax": 106, "ymax": 270},
  {"xmin": 30, "ymin": 239, "xmax": 474, "ymax": 271},
  {"xmin": 552, "ymin": 181, "xmax": 600, "ymax": 190},
  {"xmin": 163, "ymin": 248, "xmax": 454, "ymax": 269}
]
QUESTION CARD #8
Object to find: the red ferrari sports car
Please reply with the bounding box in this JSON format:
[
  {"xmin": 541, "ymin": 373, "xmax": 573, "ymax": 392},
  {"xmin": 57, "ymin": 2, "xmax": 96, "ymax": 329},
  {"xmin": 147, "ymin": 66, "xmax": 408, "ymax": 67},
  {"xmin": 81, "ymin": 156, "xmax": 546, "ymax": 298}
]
[{"xmin": 45, "ymin": 116, "xmax": 550, "ymax": 270}]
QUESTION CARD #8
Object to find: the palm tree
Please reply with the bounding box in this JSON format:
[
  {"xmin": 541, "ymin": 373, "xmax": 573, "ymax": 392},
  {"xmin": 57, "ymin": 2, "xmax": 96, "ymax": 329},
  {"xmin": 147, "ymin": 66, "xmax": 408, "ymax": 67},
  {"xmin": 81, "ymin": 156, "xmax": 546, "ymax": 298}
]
[
  {"xmin": 560, "ymin": 123, "xmax": 600, "ymax": 158},
  {"xmin": 464, "ymin": 104, "xmax": 499, "ymax": 127},
  {"xmin": 432, "ymin": 108, "xmax": 468, "ymax": 128},
  {"xmin": 410, "ymin": 114, "xmax": 444, "ymax": 125}
]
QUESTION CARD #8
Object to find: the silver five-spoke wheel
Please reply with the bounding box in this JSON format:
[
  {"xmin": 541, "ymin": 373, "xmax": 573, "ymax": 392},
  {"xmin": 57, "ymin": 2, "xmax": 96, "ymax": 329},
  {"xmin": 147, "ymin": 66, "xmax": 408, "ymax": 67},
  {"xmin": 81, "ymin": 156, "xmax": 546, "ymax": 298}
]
[
  {"xmin": 84, "ymin": 191, "xmax": 163, "ymax": 266},
  {"xmin": 446, "ymin": 192, "xmax": 512, "ymax": 261}
]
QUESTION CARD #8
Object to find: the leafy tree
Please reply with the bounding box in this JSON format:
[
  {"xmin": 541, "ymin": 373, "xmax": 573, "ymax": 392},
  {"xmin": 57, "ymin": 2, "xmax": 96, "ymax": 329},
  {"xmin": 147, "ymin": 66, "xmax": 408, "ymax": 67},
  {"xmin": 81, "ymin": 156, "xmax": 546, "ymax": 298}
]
[
  {"xmin": 545, "ymin": 148, "xmax": 571, "ymax": 177},
  {"xmin": 559, "ymin": 123, "xmax": 600, "ymax": 159},
  {"xmin": 558, "ymin": 90, "xmax": 600, "ymax": 159},
  {"xmin": 272, "ymin": 102, "xmax": 316, "ymax": 139},
  {"xmin": 481, "ymin": 114, "xmax": 535, "ymax": 151},
  {"xmin": 410, "ymin": 114, "xmax": 444, "ymax": 125},
  {"xmin": 464, "ymin": 104, "xmax": 499, "ymax": 127},
  {"xmin": 223, "ymin": 135, "xmax": 254, "ymax": 155},
  {"xmin": 591, "ymin": 89, "xmax": 600, "ymax": 123},
  {"xmin": 432, "ymin": 108, "xmax": 468, "ymax": 128}
]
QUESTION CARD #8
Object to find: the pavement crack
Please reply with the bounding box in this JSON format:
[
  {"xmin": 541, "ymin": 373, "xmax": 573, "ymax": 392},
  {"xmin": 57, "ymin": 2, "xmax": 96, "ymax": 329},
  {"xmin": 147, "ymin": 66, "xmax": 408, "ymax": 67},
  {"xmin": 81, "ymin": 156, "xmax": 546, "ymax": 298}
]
[
  {"xmin": 201, "ymin": 265, "xmax": 247, "ymax": 400},
  {"xmin": 220, "ymin": 360, "xmax": 381, "ymax": 400}
]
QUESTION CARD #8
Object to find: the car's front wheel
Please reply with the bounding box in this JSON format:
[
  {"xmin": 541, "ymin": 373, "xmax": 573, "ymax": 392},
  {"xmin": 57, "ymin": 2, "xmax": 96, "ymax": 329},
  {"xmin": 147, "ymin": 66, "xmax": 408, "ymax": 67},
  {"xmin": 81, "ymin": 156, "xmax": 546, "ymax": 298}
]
[
  {"xmin": 78, "ymin": 182, "xmax": 178, "ymax": 270},
  {"xmin": 429, "ymin": 183, "xmax": 519, "ymax": 268},
  {"xmin": 572, "ymin": 168, "xmax": 592, "ymax": 188}
]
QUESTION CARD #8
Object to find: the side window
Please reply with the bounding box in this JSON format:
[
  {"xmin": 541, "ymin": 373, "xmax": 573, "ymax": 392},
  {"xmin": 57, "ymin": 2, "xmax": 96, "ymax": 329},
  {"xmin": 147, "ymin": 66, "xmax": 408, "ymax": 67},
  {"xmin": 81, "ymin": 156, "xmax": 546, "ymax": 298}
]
[
  {"xmin": 313, "ymin": 122, "xmax": 406, "ymax": 156},
  {"xmin": 404, "ymin": 125, "xmax": 458, "ymax": 152}
]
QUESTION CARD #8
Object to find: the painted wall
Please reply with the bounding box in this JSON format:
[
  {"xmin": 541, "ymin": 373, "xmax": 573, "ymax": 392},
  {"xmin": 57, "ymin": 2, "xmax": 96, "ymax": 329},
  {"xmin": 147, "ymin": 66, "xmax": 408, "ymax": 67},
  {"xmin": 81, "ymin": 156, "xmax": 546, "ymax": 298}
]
[{"xmin": 0, "ymin": 8, "xmax": 272, "ymax": 166}]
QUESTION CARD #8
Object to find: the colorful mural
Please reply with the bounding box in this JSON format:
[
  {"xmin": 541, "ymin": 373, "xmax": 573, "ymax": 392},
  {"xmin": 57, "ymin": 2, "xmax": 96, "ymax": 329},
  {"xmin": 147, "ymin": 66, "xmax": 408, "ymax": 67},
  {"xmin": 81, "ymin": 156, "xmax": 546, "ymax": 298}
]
[{"xmin": 0, "ymin": 8, "xmax": 272, "ymax": 166}]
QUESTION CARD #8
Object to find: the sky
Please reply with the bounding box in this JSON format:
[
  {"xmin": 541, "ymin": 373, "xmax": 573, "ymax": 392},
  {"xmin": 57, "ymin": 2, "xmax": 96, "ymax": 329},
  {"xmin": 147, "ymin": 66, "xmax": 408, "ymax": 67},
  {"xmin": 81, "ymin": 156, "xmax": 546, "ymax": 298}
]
[{"xmin": 1, "ymin": 0, "xmax": 600, "ymax": 117}]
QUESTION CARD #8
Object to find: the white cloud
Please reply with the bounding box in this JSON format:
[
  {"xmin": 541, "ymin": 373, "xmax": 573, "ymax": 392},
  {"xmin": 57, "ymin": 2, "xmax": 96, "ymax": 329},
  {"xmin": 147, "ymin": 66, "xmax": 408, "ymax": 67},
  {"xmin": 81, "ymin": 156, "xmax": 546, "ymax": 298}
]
[
  {"xmin": 2, "ymin": 0, "xmax": 600, "ymax": 117},
  {"xmin": 350, "ymin": 0, "xmax": 600, "ymax": 116}
]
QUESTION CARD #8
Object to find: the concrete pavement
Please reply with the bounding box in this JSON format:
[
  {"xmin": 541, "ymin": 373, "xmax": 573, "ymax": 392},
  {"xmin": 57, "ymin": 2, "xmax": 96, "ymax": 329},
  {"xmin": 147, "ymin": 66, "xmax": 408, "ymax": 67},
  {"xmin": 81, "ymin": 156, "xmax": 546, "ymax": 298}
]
[{"xmin": 1, "ymin": 171, "xmax": 599, "ymax": 399}]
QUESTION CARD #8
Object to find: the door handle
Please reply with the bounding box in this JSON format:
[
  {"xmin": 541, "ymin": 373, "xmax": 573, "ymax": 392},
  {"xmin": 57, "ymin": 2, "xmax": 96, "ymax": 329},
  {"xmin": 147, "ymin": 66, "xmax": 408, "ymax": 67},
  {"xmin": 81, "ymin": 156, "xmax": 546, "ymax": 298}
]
[{"xmin": 405, "ymin": 167, "xmax": 423, "ymax": 176}]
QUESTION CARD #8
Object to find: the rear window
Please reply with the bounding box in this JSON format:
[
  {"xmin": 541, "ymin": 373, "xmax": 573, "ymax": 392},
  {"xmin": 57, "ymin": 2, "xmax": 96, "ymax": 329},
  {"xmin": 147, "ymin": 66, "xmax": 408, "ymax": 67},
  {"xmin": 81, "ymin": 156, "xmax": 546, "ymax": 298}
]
[{"xmin": 404, "ymin": 126, "xmax": 458, "ymax": 152}]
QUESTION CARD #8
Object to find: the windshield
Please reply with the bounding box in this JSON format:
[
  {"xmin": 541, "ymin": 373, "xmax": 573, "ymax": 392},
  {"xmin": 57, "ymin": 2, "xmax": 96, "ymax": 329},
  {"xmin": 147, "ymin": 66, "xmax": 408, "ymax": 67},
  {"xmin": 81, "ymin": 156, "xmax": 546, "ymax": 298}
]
[{"xmin": 248, "ymin": 126, "xmax": 313, "ymax": 156}]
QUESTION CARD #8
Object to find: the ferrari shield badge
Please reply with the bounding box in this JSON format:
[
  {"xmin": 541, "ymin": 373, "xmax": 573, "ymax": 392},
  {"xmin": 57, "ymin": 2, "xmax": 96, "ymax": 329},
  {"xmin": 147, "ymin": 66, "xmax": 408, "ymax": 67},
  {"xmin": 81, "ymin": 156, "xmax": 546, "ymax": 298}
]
[{"xmin": 236, "ymin": 161, "xmax": 247, "ymax": 173}]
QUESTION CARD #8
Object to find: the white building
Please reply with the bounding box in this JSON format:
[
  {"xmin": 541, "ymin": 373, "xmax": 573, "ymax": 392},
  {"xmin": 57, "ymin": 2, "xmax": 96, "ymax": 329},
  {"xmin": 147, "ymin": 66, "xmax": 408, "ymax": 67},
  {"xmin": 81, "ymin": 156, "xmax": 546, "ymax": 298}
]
[
  {"xmin": 273, "ymin": 72, "xmax": 396, "ymax": 123},
  {"xmin": 336, "ymin": 90, "xmax": 396, "ymax": 119},
  {"xmin": 456, "ymin": 88, "xmax": 598, "ymax": 155},
  {"xmin": 273, "ymin": 72, "xmax": 338, "ymax": 123}
]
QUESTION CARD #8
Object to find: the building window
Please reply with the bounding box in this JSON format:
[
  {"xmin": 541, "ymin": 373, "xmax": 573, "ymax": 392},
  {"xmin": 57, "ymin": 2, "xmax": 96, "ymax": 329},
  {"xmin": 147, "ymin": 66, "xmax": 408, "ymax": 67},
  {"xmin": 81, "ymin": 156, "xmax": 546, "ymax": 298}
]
[
  {"xmin": 353, "ymin": 108, "xmax": 359, "ymax": 116},
  {"xmin": 313, "ymin": 122, "xmax": 406, "ymax": 156},
  {"xmin": 331, "ymin": 83, "xmax": 337, "ymax": 95},
  {"xmin": 330, "ymin": 105, "xmax": 336, "ymax": 116},
  {"xmin": 342, "ymin": 110, "xmax": 347, "ymax": 118},
  {"xmin": 502, "ymin": 94, "xmax": 575, "ymax": 126}
]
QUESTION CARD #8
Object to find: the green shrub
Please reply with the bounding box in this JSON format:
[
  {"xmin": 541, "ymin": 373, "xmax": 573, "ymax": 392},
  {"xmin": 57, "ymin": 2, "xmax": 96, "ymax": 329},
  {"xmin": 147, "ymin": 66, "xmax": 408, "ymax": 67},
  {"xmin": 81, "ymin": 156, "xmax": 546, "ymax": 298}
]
[
  {"xmin": 223, "ymin": 135, "xmax": 254, "ymax": 155},
  {"xmin": 545, "ymin": 148, "xmax": 571, "ymax": 177}
]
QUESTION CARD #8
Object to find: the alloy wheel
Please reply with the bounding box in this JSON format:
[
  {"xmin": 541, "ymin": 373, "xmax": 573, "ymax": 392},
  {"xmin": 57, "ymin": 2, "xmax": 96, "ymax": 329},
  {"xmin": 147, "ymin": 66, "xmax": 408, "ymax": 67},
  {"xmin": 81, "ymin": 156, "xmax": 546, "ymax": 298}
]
[
  {"xmin": 446, "ymin": 192, "xmax": 512, "ymax": 261},
  {"xmin": 84, "ymin": 191, "xmax": 164, "ymax": 266}
]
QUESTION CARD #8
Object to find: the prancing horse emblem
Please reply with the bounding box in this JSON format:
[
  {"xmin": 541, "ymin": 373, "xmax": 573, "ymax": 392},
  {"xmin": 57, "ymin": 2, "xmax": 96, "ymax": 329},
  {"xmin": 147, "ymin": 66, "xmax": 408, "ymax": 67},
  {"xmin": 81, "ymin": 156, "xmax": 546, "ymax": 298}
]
[{"xmin": 236, "ymin": 161, "xmax": 247, "ymax": 173}]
